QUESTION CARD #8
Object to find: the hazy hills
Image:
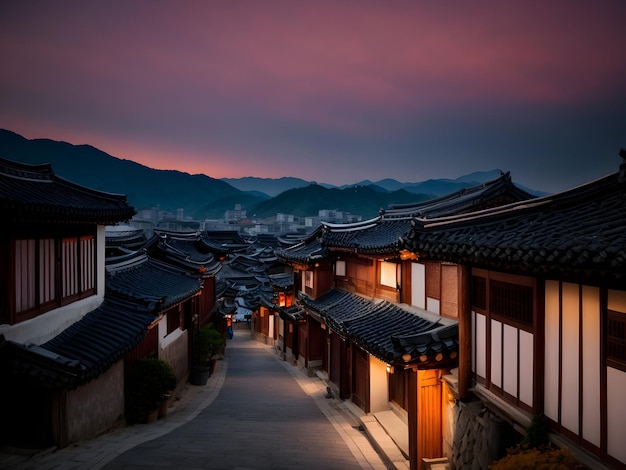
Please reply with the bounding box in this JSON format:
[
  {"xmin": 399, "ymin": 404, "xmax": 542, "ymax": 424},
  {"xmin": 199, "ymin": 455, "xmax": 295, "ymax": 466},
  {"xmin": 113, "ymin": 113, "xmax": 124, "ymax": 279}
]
[
  {"xmin": 0, "ymin": 129, "xmax": 260, "ymax": 219},
  {"xmin": 0, "ymin": 129, "xmax": 525, "ymax": 221},
  {"xmin": 250, "ymin": 184, "xmax": 431, "ymax": 219}
]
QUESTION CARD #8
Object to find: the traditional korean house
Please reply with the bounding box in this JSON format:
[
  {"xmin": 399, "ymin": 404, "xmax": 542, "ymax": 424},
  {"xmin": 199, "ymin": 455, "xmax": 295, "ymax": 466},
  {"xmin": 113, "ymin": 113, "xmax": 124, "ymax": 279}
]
[
  {"xmin": 403, "ymin": 150, "xmax": 626, "ymax": 470},
  {"xmin": 202, "ymin": 229, "xmax": 250, "ymax": 258},
  {"xmin": 275, "ymin": 172, "xmax": 534, "ymax": 469},
  {"xmin": 105, "ymin": 251, "xmax": 205, "ymax": 384},
  {"xmin": 150, "ymin": 228, "xmax": 222, "ymax": 329},
  {"xmin": 105, "ymin": 224, "xmax": 148, "ymax": 257},
  {"xmin": 207, "ymin": 230, "xmax": 296, "ymax": 346},
  {"xmin": 0, "ymin": 157, "xmax": 136, "ymax": 448}
]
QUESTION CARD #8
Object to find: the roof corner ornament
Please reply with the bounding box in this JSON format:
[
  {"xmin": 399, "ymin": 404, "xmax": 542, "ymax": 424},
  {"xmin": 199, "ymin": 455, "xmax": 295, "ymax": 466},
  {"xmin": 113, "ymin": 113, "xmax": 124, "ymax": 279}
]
[{"xmin": 619, "ymin": 148, "xmax": 626, "ymax": 183}]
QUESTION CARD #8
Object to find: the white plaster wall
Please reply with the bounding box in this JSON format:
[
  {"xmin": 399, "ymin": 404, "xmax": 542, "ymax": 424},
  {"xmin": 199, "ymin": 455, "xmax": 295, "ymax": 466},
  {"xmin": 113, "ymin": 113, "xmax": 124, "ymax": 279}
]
[
  {"xmin": 474, "ymin": 312, "xmax": 486, "ymax": 380},
  {"xmin": 582, "ymin": 286, "xmax": 600, "ymax": 447},
  {"xmin": 519, "ymin": 330, "xmax": 534, "ymax": 407},
  {"xmin": 269, "ymin": 315, "xmax": 274, "ymax": 338},
  {"xmin": 96, "ymin": 225, "xmax": 106, "ymax": 295},
  {"xmin": 561, "ymin": 282, "xmax": 580, "ymax": 435},
  {"xmin": 0, "ymin": 296, "xmax": 104, "ymax": 344},
  {"xmin": 502, "ymin": 324, "xmax": 518, "ymax": 397},
  {"xmin": 471, "ymin": 311, "xmax": 476, "ymax": 374},
  {"xmin": 160, "ymin": 328, "xmax": 189, "ymax": 384},
  {"xmin": 427, "ymin": 298, "xmax": 440, "ymax": 315},
  {"xmin": 411, "ymin": 262, "xmax": 426, "ymax": 309},
  {"xmin": 607, "ymin": 367, "xmax": 626, "ymax": 465},
  {"xmin": 544, "ymin": 280, "xmax": 560, "ymax": 423},
  {"xmin": 491, "ymin": 319, "xmax": 502, "ymax": 388},
  {"xmin": 369, "ymin": 355, "xmax": 389, "ymax": 413}
]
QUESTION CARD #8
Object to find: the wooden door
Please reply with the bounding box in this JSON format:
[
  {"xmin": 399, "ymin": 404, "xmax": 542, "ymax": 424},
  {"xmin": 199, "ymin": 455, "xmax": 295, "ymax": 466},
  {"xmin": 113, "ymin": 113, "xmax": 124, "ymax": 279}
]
[{"xmin": 418, "ymin": 369, "xmax": 443, "ymax": 462}]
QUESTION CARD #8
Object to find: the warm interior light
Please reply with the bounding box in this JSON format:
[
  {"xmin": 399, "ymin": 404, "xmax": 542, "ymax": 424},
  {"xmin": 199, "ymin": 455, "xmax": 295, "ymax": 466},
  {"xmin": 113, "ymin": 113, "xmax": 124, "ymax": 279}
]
[{"xmin": 400, "ymin": 250, "xmax": 417, "ymax": 260}]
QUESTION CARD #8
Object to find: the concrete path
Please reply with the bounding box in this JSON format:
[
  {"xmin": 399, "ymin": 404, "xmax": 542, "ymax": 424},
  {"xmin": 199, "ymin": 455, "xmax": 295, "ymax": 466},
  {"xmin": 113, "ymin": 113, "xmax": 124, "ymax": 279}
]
[{"xmin": 1, "ymin": 333, "xmax": 389, "ymax": 470}]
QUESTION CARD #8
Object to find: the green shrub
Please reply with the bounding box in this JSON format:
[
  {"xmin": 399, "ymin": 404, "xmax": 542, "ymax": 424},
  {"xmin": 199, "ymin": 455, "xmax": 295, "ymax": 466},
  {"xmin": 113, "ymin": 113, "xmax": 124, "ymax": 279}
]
[
  {"xmin": 194, "ymin": 324, "xmax": 223, "ymax": 366},
  {"xmin": 522, "ymin": 413, "xmax": 549, "ymax": 449},
  {"xmin": 126, "ymin": 358, "xmax": 176, "ymax": 423}
]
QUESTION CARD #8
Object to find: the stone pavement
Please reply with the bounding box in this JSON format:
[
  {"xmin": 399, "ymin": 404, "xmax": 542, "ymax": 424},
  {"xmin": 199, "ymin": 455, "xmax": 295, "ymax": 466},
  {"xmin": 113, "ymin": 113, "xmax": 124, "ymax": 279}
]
[{"xmin": 1, "ymin": 333, "xmax": 408, "ymax": 470}]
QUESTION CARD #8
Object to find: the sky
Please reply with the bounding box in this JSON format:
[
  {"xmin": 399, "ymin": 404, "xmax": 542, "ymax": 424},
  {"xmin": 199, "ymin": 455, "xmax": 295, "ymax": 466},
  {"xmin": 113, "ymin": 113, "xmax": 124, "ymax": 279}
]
[{"xmin": 1, "ymin": 1, "xmax": 625, "ymax": 193}]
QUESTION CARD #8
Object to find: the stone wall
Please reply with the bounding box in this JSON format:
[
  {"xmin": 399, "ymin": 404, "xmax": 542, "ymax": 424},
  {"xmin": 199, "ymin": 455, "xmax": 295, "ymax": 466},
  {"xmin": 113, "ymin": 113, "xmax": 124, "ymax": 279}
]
[
  {"xmin": 450, "ymin": 400, "xmax": 514, "ymax": 470},
  {"xmin": 65, "ymin": 361, "xmax": 125, "ymax": 444}
]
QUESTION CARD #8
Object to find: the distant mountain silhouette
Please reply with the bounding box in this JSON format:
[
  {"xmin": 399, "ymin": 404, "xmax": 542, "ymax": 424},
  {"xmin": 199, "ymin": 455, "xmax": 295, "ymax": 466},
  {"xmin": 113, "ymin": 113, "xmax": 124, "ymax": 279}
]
[
  {"xmin": 0, "ymin": 129, "xmax": 261, "ymax": 219},
  {"xmin": 222, "ymin": 176, "xmax": 314, "ymax": 198},
  {"xmin": 340, "ymin": 170, "xmax": 503, "ymax": 196},
  {"xmin": 250, "ymin": 183, "xmax": 432, "ymax": 219},
  {"xmin": 0, "ymin": 129, "xmax": 543, "ymax": 222}
]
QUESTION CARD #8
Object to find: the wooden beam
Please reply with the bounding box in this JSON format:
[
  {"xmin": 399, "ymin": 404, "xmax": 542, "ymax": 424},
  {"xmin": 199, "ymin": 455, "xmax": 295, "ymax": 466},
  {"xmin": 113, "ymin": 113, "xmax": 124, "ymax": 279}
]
[
  {"xmin": 458, "ymin": 264, "xmax": 472, "ymax": 398},
  {"xmin": 408, "ymin": 368, "xmax": 419, "ymax": 470}
]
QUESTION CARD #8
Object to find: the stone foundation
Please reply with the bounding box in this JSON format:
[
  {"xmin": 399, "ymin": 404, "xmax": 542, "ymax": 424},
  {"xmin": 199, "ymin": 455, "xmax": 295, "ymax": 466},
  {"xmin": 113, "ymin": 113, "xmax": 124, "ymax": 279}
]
[{"xmin": 450, "ymin": 400, "xmax": 514, "ymax": 470}]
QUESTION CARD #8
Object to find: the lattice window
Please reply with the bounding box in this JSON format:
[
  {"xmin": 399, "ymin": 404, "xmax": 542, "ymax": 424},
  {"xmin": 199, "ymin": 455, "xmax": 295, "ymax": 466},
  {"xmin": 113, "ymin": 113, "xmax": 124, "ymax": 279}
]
[
  {"xmin": 12, "ymin": 231, "xmax": 96, "ymax": 322},
  {"xmin": 14, "ymin": 240, "xmax": 36, "ymax": 313},
  {"xmin": 607, "ymin": 310, "xmax": 626, "ymax": 371},
  {"xmin": 62, "ymin": 235, "xmax": 96, "ymax": 301},
  {"xmin": 39, "ymin": 239, "xmax": 56, "ymax": 305},
  {"xmin": 425, "ymin": 262, "xmax": 441, "ymax": 300},
  {"xmin": 490, "ymin": 280, "xmax": 534, "ymax": 328}
]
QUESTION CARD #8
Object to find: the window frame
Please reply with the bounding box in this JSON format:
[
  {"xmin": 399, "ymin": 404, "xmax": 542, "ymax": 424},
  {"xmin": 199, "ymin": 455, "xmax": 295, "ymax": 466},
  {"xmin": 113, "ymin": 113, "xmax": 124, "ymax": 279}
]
[
  {"xmin": 10, "ymin": 227, "xmax": 98, "ymax": 324},
  {"xmin": 607, "ymin": 309, "xmax": 626, "ymax": 372}
]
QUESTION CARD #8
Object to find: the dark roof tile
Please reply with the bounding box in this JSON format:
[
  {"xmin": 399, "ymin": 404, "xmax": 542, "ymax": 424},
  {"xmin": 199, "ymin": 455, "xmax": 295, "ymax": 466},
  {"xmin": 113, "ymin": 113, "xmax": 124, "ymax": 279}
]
[
  {"xmin": 0, "ymin": 157, "xmax": 135, "ymax": 224},
  {"xmin": 406, "ymin": 166, "xmax": 626, "ymax": 279},
  {"xmin": 300, "ymin": 289, "xmax": 458, "ymax": 366}
]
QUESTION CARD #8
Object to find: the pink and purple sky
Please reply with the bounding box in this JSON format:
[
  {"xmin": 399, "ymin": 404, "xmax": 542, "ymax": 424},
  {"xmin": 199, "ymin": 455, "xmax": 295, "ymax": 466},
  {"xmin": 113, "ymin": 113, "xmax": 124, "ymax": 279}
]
[{"xmin": 1, "ymin": 1, "xmax": 625, "ymax": 193}]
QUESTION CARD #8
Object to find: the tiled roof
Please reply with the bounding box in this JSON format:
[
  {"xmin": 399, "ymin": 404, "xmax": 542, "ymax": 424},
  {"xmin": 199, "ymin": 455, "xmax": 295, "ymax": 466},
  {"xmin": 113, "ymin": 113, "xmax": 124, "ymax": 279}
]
[
  {"xmin": 322, "ymin": 217, "xmax": 407, "ymax": 255},
  {"xmin": 275, "ymin": 226, "xmax": 333, "ymax": 265},
  {"xmin": 269, "ymin": 273, "xmax": 294, "ymax": 290},
  {"xmin": 0, "ymin": 157, "xmax": 135, "ymax": 224},
  {"xmin": 405, "ymin": 161, "xmax": 626, "ymax": 280},
  {"xmin": 385, "ymin": 171, "xmax": 533, "ymax": 218},
  {"xmin": 277, "ymin": 173, "xmax": 534, "ymax": 261},
  {"xmin": 300, "ymin": 289, "xmax": 458, "ymax": 367},
  {"xmin": 105, "ymin": 225, "xmax": 147, "ymax": 248},
  {"xmin": 6, "ymin": 298, "xmax": 155, "ymax": 389},
  {"xmin": 151, "ymin": 231, "xmax": 222, "ymax": 275},
  {"xmin": 321, "ymin": 172, "xmax": 534, "ymax": 256},
  {"xmin": 202, "ymin": 230, "xmax": 250, "ymax": 254},
  {"xmin": 106, "ymin": 254, "xmax": 203, "ymax": 309},
  {"xmin": 278, "ymin": 304, "xmax": 306, "ymax": 321}
]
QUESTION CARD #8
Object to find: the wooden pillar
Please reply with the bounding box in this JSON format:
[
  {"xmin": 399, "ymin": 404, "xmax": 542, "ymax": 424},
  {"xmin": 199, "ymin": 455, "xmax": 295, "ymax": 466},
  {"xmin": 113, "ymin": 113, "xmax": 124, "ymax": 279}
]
[
  {"xmin": 458, "ymin": 265, "xmax": 472, "ymax": 398},
  {"xmin": 408, "ymin": 367, "xmax": 419, "ymax": 470}
]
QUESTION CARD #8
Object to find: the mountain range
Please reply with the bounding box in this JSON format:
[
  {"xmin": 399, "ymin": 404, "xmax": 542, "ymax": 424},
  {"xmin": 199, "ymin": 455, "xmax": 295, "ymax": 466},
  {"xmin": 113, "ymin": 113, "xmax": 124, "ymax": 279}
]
[{"xmin": 0, "ymin": 129, "xmax": 539, "ymax": 220}]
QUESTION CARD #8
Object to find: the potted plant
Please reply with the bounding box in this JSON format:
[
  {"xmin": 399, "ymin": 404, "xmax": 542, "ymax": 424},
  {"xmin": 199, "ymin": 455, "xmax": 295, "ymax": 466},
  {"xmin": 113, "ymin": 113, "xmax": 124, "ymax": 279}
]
[
  {"xmin": 126, "ymin": 358, "xmax": 177, "ymax": 424},
  {"xmin": 189, "ymin": 324, "xmax": 224, "ymax": 385}
]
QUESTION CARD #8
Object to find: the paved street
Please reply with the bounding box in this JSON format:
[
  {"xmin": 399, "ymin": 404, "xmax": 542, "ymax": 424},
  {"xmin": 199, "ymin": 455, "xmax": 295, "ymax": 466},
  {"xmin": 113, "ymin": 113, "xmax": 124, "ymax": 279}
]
[{"xmin": 2, "ymin": 333, "xmax": 388, "ymax": 470}]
